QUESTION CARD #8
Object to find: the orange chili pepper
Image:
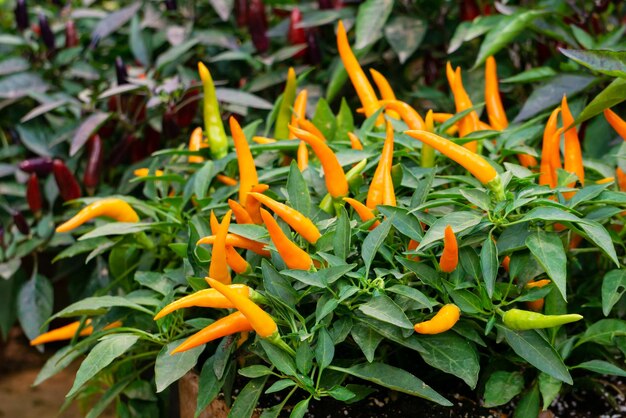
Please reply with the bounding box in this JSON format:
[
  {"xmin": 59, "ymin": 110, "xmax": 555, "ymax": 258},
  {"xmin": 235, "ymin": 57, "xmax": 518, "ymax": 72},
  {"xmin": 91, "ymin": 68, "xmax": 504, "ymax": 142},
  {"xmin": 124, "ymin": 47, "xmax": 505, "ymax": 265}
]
[
  {"xmin": 366, "ymin": 121, "xmax": 394, "ymax": 209},
  {"xmin": 228, "ymin": 199, "xmax": 253, "ymax": 224},
  {"xmin": 414, "ymin": 304, "xmax": 460, "ymax": 334},
  {"xmin": 336, "ymin": 20, "xmax": 383, "ymax": 126},
  {"xmin": 343, "ymin": 197, "xmax": 380, "ymax": 229},
  {"xmin": 260, "ymin": 208, "xmax": 312, "ymax": 270},
  {"xmin": 290, "ymin": 125, "xmax": 348, "ymax": 198},
  {"xmin": 378, "ymin": 100, "xmax": 425, "ymax": 130},
  {"xmin": 525, "ymin": 279, "xmax": 551, "ymax": 312},
  {"xmin": 296, "ymin": 118, "xmax": 326, "ymax": 142},
  {"xmin": 484, "ymin": 56, "xmax": 508, "ymax": 131},
  {"xmin": 539, "ymin": 109, "xmax": 560, "ymax": 188},
  {"xmin": 369, "ymin": 69, "xmax": 400, "ymax": 120},
  {"xmin": 382, "ymin": 163, "xmax": 396, "ymax": 206},
  {"xmin": 604, "ymin": 108, "xmax": 626, "ymax": 140},
  {"xmin": 501, "ymin": 255, "xmax": 511, "ymax": 272},
  {"xmin": 617, "ymin": 168, "xmax": 626, "ymax": 191},
  {"xmin": 248, "ymin": 192, "xmax": 321, "ymax": 244},
  {"xmin": 245, "ymin": 183, "xmax": 269, "ymax": 224},
  {"xmin": 188, "ymin": 127, "xmax": 207, "ymax": 164},
  {"xmin": 446, "ymin": 63, "xmax": 480, "ymax": 152},
  {"xmin": 198, "ymin": 234, "xmax": 270, "ymax": 257},
  {"xmin": 171, "ymin": 311, "xmax": 253, "ymax": 354},
  {"xmin": 216, "ymin": 174, "xmax": 238, "ymax": 186},
  {"xmin": 439, "ymin": 225, "xmax": 458, "ymax": 273},
  {"xmin": 561, "ymin": 95, "xmax": 584, "ymax": 195},
  {"xmin": 206, "ymin": 278, "xmax": 278, "ymax": 338},
  {"xmin": 348, "ymin": 132, "xmax": 363, "ymax": 150},
  {"xmin": 30, "ymin": 320, "xmax": 122, "ymax": 346},
  {"xmin": 209, "ymin": 210, "xmax": 232, "ymax": 284},
  {"xmin": 404, "ymin": 131, "xmax": 503, "ymax": 199},
  {"xmin": 210, "ymin": 211, "xmax": 251, "ymax": 274},
  {"xmin": 297, "ymin": 140, "xmax": 309, "ymax": 171},
  {"xmin": 134, "ymin": 168, "xmax": 164, "ymax": 177},
  {"xmin": 407, "ymin": 239, "xmax": 420, "ymax": 262},
  {"xmin": 56, "ymin": 198, "xmax": 139, "ymax": 233},
  {"xmin": 153, "ymin": 285, "xmax": 251, "ymax": 320},
  {"xmin": 230, "ymin": 116, "xmax": 259, "ymax": 206},
  {"xmin": 517, "ymin": 154, "xmax": 538, "ymax": 168},
  {"xmin": 291, "ymin": 89, "xmax": 308, "ymax": 136},
  {"xmin": 596, "ymin": 177, "xmax": 615, "ymax": 185},
  {"xmin": 431, "ymin": 112, "xmax": 459, "ymax": 136}
]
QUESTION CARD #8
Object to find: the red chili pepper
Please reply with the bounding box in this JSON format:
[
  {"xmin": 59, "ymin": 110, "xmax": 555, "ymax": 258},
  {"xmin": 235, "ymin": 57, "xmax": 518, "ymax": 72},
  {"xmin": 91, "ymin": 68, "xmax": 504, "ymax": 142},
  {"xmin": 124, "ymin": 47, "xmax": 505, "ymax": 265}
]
[
  {"xmin": 19, "ymin": 157, "xmax": 53, "ymax": 177},
  {"xmin": 288, "ymin": 8, "xmax": 307, "ymax": 58},
  {"xmin": 247, "ymin": 0, "xmax": 269, "ymax": 53},
  {"xmin": 12, "ymin": 210, "xmax": 30, "ymax": 235},
  {"xmin": 38, "ymin": 12, "xmax": 55, "ymax": 51},
  {"xmin": 26, "ymin": 173, "xmax": 42, "ymax": 217},
  {"xmin": 235, "ymin": 0, "xmax": 248, "ymax": 27},
  {"xmin": 53, "ymin": 159, "xmax": 81, "ymax": 201},
  {"xmin": 459, "ymin": 0, "xmax": 480, "ymax": 21},
  {"xmin": 65, "ymin": 20, "xmax": 79, "ymax": 48},
  {"xmin": 15, "ymin": 0, "xmax": 29, "ymax": 31},
  {"xmin": 83, "ymin": 135, "xmax": 103, "ymax": 196},
  {"xmin": 165, "ymin": 0, "xmax": 177, "ymax": 11}
]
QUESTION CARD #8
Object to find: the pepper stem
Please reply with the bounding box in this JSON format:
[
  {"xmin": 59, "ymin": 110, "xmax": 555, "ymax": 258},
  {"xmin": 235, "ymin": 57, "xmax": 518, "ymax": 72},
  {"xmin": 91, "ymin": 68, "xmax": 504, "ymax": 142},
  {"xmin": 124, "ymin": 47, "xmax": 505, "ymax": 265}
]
[
  {"xmin": 487, "ymin": 175, "xmax": 506, "ymax": 202},
  {"xmin": 266, "ymin": 333, "xmax": 296, "ymax": 356}
]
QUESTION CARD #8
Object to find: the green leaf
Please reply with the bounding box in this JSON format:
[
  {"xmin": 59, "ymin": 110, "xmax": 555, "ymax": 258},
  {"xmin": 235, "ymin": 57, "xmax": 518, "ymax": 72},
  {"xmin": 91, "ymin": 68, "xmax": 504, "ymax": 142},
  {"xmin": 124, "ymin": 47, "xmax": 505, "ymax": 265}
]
[
  {"xmin": 361, "ymin": 216, "xmax": 393, "ymax": 274},
  {"xmin": 296, "ymin": 341, "xmax": 314, "ymax": 374},
  {"xmin": 34, "ymin": 344, "xmax": 88, "ymax": 386},
  {"xmin": 265, "ymin": 379, "xmax": 296, "ymax": 394},
  {"xmin": 333, "ymin": 206, "xmax": 351, "ymax": 261},
  {"xmin": 576, "ymin": 78, "xmax": 626, "ymax": 125},
  {"xmin": 499, "ymin": 326, "xmax": 572, "ymax": 384},
  {"xmin": 358, "ymin": 294, "xmax": 413, "ymax": 329},
  {"xmin": 196, "ymin": 356, "xmax": 228, "ymax": 417},
  {"xmin": 228, "ymin": 377, "xmax": 268, "ymax": 418},
  {"xmin": 601, "ymin": 270, "xmax": 626, "ymax": 316},
  {"xmin": 350, "ymin": 322, "xmax": 383, "ymax": 362},
  {"xmin": 480, "ymin": 236, "xmax": 498, "ymax": 298},
  {"xmin": 52, "ymin": 295, "xmax": 152, "ymax": 319},
  {"xmin": 483, "ymin": 371, "xmax": 524, "ymax": 407},
  {"xmin": 501, "ymin": 67, "xmax": 557, "ymax": 84},
  {"xmin": 315, "ymin": 328, "xmax": 335, "ymax": 371},
  {"xmin": 330, "ymin": 363, "xmax": 452, "ymax": 406},
  {"xmin": 474, "ymin": 10, "xmax": 545, "ymax": 68},
  {"xmin": 560, "ymin": 48, "xmax": 626, "ymax": 78},
  {"xmin": 335, "ymin": 98, "xmax": 354, "ymax": 142},
  {"xmin": 387, "ymin": 285, "xmax": 433, "ymax": 310},
  {"xmin": 384, "ymin": 16, "xmax": 427, "ymax": 64},
  {"xmin": 538, "ymin": 372, "xmax": 561, "ymax": 411},
  {"xmin": 155, "ymin": 340, "xmax": 204, "ymax": 392},
  {"xmin": 578, "ymin": 319, "xmax": 626, "ymax": 346},
  {"xmin": 89, "ymin": 2, "xmax": 141, "ymax": 47},
  {"xmin": 239, "ymin": 365, "xmax": 273, "ymax": 378},
  {"xmin": 312, "ymin": 98, "xmax": 336, "ymax": 140},
  {"xmin": 417, "ymin": 333, "xmax": 480, "ymax": 389},
  {"xmin": 216, "ymin": 88, "xmax": 273, "ymax": 110},
  {"xmin": 0, "ymin": 73, "xmax": 48, "ymax": 99},
  {"xmin": 377, "ymin": 206, "xmax": 423, "ymax": 241},
  {"xmin": 290, "ymin": 398, "xmax": 310, "ymax": 418},
  {"xmin": 194, "ymin": 161, "xmax": 215, "ymax": 200},
  {"xmin": 573, "ymin": 360, "xmax": 626, "ymax": 377},
  {"xmin": 448, "ymin": 15, "xmax": 502, "ymax": 54},
  {"xmin": 283, "ymin": 264, "xmax": 356, "ymax": 288},
  {"xmin": 78, "ymin": 222, "xmax": 154, "ymax": 240},
  {"xmin": 354, "ymin": 0, "xmax": 394, "ymax": 49},
  {"xmin": 155, "ymin": 39, "xmax": 199, "ymax": 72},
  {"xmin": 85, "ymin": 377, "xmax": 132, "ymax": 418},
  {"xmin": 418, "ymin": 212, "xmax": 482, "ymax": 249},
  {"xmin": 67, "ymin": 334, "xmax": 139, "ymax": 397},
  {"xmin": 17, "ymin": 274, "xmax": 53, "ymax": 341},
  {"xmin": 260, "ymin": 340, "xmax": 297, "ymax": 377},
  {"xmin": 514, "ymin": 384, "xmax": 540, "ymax": 418},
  {"xmin": 287, "ymin": 162, "xmax": 311, "ymax": 217},
  {"xmin": 130, "ymin": 16, "xmax": 150, "ymax": 66},
  {"xmin": 526, "ymin": 231, "xmax": 567, "ymax": 301}
]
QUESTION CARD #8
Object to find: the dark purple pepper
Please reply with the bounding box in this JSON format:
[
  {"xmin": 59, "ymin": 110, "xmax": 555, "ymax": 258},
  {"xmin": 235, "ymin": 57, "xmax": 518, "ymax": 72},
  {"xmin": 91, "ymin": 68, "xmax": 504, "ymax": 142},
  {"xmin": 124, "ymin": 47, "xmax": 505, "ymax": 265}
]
[
  {"xmin": 247, "ymin": 0, "xmax": 269, "ymax": 53},
  {"xmin": 165, "ymin": 0, "xmax": 177, "ymax": 11},
  {"xmin": 19, "ymin": 157, "xmax": 54, "ymax": 176},
  {"xmin": 15, "ymin": 0, "xmax": 29, "ymax": 31},
  {"xmin": 0, "ymin": 225, "xmax": 4, "ymax": 248},
  {"xmin": 52, "ymin": 159, "xmax": 81, "ymax": 201},
  {"xmin": 12, "ymin": 210, "xmax": 30, "ymax": 235},
  {"xmin": 108, "ymin": 135, "xmax": 134, "ymax": 166},
  {"xmin": 235, "ymin": 0, "xmax": 248, "ymax": 27},
  {"xmin": 65, "ymin": 20, "xmax": 79, "ymax": 48},
  {"xmin": 38, "ymin": 12, "xmax": 55, "ymax": 51},
  {"xmin": 306, "ymin": 29, "xmax": 322, "ymax": 65},
  {"xmin": 26, "ymin": 173, "xmax": 42, "ymax": 217},
  {"xmin": 318, "ymin": 0, "xmax": 333, "ymax": 9},
  {"xmin": 162, "ymin": 105, "xmax": 180, "ymax": 139},
  {"xmin": 83, "ymin": 135, "xmax": 103, "ymax": 196},
  {"xmin": 115, "ymin": 56, "xmax": 128, "ymax": 85}
]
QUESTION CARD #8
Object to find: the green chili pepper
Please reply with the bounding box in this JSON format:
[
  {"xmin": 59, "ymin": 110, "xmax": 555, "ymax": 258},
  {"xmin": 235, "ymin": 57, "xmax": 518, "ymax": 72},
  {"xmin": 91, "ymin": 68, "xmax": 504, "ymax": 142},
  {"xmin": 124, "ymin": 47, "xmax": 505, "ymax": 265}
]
[
  {"xmin": 274, "ymin": 67, "xmax": 297, "ymax": 140},
  {"xmin": 502, "ymin": 309, "xmax": 582, "ymax": 330},
  {"xmin": 198, "ymin": 61, "xmax": 228, "ymax": 159}
]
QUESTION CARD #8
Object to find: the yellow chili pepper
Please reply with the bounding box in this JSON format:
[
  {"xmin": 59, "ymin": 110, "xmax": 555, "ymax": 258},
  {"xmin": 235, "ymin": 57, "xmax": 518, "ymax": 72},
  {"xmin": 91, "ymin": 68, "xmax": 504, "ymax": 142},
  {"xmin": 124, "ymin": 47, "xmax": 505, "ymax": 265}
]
[
  {"xmin": 366, "ymin": 121, "xmax": 394, "ymax": 209},
  {"xmin": 230, "ymin": 116, "xmax": 259, "ymax": 206},
  {"xmin": 134, "ymin": 168, "xmax": 164, "ymax": 177},
  {"xmin": 171, "ymin": 311, "xmax": 253, "ymax": 354},
  {"xmin": 209, "ymin": 210, "xmax": 232, "ymax": 284},
  {"xmin": 297, "ymin": 140, "xmax": 309, "ymax": 171},
  {"xmin": 378, "ymin": 100, "xmax": 425, "ymax": 130},
  {"xmin": 198, "ymin": 62, "xmax": 228, "ymax": 159},
  {"xmin": 336, "ymin": 20, "xmax": 383, "ymax": 126},
  {"xmin": 260, "ymin": 208, "xmax": 313, "ymax": 270},
  {"xmin": 484, "ymin": 56, "xmax": 508, "ymax": 131},
  {"xmin": 275, "ymin": 67, "xmax": 297, "ymax": 140},
  {"xmin": 414, "ymin": 304, "xmax": 460, "ymax": 335},
  {"xmin": 596, "ymin": 177, "xmax": 614, "ymax": 184},
  {"xmin": 188, "ymin": 127, "xmax": 206, "ymax": 164},
  {"xmin": 369, "ymin": 68, "xmax": 400, "ymax": 120},
  {"xmin": 252, "ymin": 136, "xmax": 277, "ymax": 144},
  {"xmin": 290, "ymin": 89, "xmax": 308, "ymax": 138},
  {"xmin": 248, "ymin": 192, "xmax": 321, "ymax": 244},
  {"xmin": 56, "ymin": 198, "xmax": 139, "ymax": 233},
  {"xmin": 421, "ymin": 110, "xmax": 435, "ymax": 168},
  {"xmin": 290, "ymin": 125, "xmax": 348, "ymax": 198},
  {"xmin": 153, "ymin": 285, "xmax": 251, "ymax": 320},
  {"xmin": 348, "ymin": 132, "xmax": 363, "ymax": 150}
]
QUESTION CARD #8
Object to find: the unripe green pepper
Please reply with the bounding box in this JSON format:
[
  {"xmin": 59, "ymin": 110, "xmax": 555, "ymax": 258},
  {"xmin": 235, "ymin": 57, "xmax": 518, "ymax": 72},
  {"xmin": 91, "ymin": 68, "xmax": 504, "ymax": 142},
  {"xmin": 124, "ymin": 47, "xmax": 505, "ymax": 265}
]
[
  {"xmin": 198, "ymin": 61, "xmax": 228, "ymax": 159},
  {"xmin": 502, "ymin": 309, "xmax": 582, "ymax": 330}
]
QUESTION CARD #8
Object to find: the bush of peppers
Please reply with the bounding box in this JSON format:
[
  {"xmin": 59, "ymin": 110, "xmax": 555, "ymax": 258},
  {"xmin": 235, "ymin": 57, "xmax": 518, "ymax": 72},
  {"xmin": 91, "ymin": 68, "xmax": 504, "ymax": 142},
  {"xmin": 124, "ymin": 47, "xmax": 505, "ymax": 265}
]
[{"xmin": 4, "ymin": 1, "xmax": 626, "ymax": 417}]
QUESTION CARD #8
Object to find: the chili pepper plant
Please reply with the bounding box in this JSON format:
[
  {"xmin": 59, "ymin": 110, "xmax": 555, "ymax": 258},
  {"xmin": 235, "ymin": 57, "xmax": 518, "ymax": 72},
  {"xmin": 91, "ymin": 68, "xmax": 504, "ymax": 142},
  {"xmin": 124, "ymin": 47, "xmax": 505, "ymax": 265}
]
[{"xmin": 3, "ymin": 1, "xmax": 626, "ymax": 418}]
